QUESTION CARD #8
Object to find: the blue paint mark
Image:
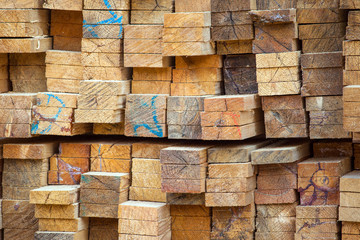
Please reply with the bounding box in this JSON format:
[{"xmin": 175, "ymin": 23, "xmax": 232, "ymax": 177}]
[
  {"xmin": 83, "ymin": 0, "xmax": 124, "ymax": 38},
  {"xmin": 133, "ymin": 95, "xmax": 164, "ymax": 138},
  {"xmin": 32, "ymin": 94, "xmax": 66, "ymax": 134}
]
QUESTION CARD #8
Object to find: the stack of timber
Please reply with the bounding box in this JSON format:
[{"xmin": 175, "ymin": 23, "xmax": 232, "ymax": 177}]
[
  {"xmin": 344, "ymin": 86, "xmax": 360, "ymax": 137},
  {"xmin": 30, "ymin": 185, "xmax": 88, "ymax": 240},
  {"xmin": 297, "ymin": 0, "xmax": 345, "ymax": 53},
  {"xmin": 0, "ymin": 9, "xmax": 51, "ymax": 53},
  {"xmin": 132, "ymin": 67, "xmax": 173, "ymax": 94},
  {"xmin": 125, "ymin": 94, "xmax": 168, "ymax": 138},
  {"xmin": 211, "ymin": 204, "xmax": 255, "ymax": 240},
  {"xmin": 125, "ymin": 0, "xmax": 174, "ymax": 68},
  {"xmin": 10, "ymin": 53, "xmax": 46, "ymax": 93},
  {"xmin": 130, "ymin": 141, "xmax": 173, "ymax": 202},
  {"xmin": 295, "ymin": 205, "xmax": 339, "ymax": 240},
  {"xmin": 161, "ymin": 145, "xmax": 211, "ymax": 194},
  {"xmin": 256, "ymin": 51, "xmax": 301, "ymax": 96},
  {"xmin": 256, "ymin": 202, "xmax": 297, "ymax": 240},
  {"xmin": 45, "ymin": 50, "xmax": 83, "ymax": 93},
  {"xmin": 171, "ymin": 56, "xmax": 223, "ymax": 96},
  {"xmin": 50, "ymin": 10, "xmax": 82, "ymax": 51},
  {"xmin": 74, "ymin": 80, "xmax": 130, "ymax": 124},
  {"xmin": 163, "ymin": 12, "xmax": 215, "ymax": 56},
  {"xmin": 48, "ymin": 142, "xmax": 90, "ymax": 185},
  {"xmin": 171, "ymin": 205, "xmax": 210, "ymax": 240},
  {"xmin": 131, "ymin": 0, "xmax": 173, "ymax": 25},
  {"xmin": 32, "ymin": 92, "xmax": 92, "ymax": 136},
  {"xmin": 262, "ymin": 95, "xmax": 308, "ymax": 138},
  {"xmin": 80, "ymin": 172, "xmax": 130, "ymax": 218},
  {"xmin": 301, "ymin": 52, "xmax": 343, "ymax": 97},
  {"xmin": 82, "ymin": 0, "xmax": 129, "ymax": 39},
  {"xmin": 340, "ymin": 171, "xmax": 360, "ymax": 223},
  {"xmin": 89, "ymin": 218, "xmax": 118, "ymax": 240},
  {"xmin": 206, "ymin": 142, "xmax": 260, "ymax": 207},
  {"xmin": 81, "ymin": 38, "xmax": 130, "ymax": 82},
  {"xmin": 118, "ymin": 201, "xmax": 171, "ymax": 239},
  {"xmin": 223, "ymin": 54, "xmax": 257, "ymax": 95},
  {"xmin": 298, "ymin": 157, "xmax": 351, "ymax": 206},
  {"xmin": 211, "ymin": 0, "xmax": 254, "ymax": 52},
  {"xmin": 251, "ymin": 140, "xmax": 310, "ymax": 204},
  {"xmin": 306, "ymin": 96, "xmax": 351, "ymax": 139},
  {"xmin": 90, "ymin": 141, "xmax": 132, "ymax": 173},
  {"xmin": 201, "ymin": 94, "xmax": 264, "ymax": 140},
  {"xmin": 124, "ymin": 25, "xmax": 172, "ymax": 68},
  {"xmin": 2, "ymin": 142, "xmax": 57, "ymax": 239},
  {"xmin": 0, "ymin": 54, "xmax": 8, "ymax": 93},
  {"xmin": 167, "ymin": 96, "xmax": 205, "ymax": 139},
  {"xmin": 251, "ymin": 140, "xmax": 310, "ymax": 240},
  {"xmin": 0, "ymin": 93, "xmax": 36, "ymax": 138},
  {"xmin": 250, "ymin": 9, "xmax": 298, "ymax": 54}
]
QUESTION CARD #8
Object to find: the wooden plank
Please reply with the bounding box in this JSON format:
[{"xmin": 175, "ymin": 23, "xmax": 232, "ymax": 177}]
[
  {"xmin": 257, "ymin": 202, "xmax": 297, "ymax": 218},
  {"xmin": 217, "ymin": 40, "xmax": 252, "ymax": 55},
  {"xmin": 29, "ymin": 185, "xmax": 80, "ymax": 205},
  {"xmin": 35, "ymin": 230, "xmax": 88, "ymax": 240},
  {"xmin": 255, "ymin": 189, "xmax": 297, "ymax": 204},
  {"xmin": 79, "ymin": 80, "xmax": 130, "ymax": 96},
  {"xmin": 164, "ymin": 12, "xmax": 211, "ymax": 27},
  {"xmin": 340, "ymin": 207, "xmax": 360, "ymax": 222},
  {"xmin": 301, "ymin": 52, "xmax": 343, "ymax": 69},
  {"xmin": 251, "ymin": 140, "xmax": 310, "ymax": 165},
  {"xmin": 340, "ymin": 171, "xmax": 360, "ymax": 192},
  {"xmin": 39, "ymin": 218, "xmax": 89, "ymax": 232},
  {"xmin": 297, "ymin": 8, "xmax": 346, "ymax": 23},
  {"xmin": 298, "ymin": 157, "xmax": 351, "ymax": 177},
  {"xmin": 208, "ymin": 140, "xmax": 270, "ymax": 163},
  {"xmin": 163, "ymin": 42, "xmax": 215, "ymax": 56},
  {"xmin": 211, "ymin": 0, "xmax": 256, "ymax": 11},
  {"xmin": 43, "ymin": 0, "xmax": 82, "ymax": 10},
  {"xmin": 35, "ymin": 203, "xmax": 79, "ymax": 219},
  {"xmin": 296, "ymin": 205, "xmax": 338, "ymax": 219},
  {"xmin": 250, "ymin": 9, "xmax": 296, "ymax": 24},
  {"xmin": 302, "ymin": 37, "xmax": 344, "ymax": 53}
]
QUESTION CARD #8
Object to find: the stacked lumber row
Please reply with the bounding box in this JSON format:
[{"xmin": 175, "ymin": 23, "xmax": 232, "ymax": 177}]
[
  {"xmin": 118, "ymin": 201, "xmax": 171, "ymax": 239},
  {"xmin": 50, "ymin": 10, "xmax": 82, "ymax": 52},
  {"xmin": 250, "ymin": 8, "xmax": 303, "ymax": 139},
  {"xmin": 30, "ymin": 185, "xmax": 88, "ymax": 240},
  {"xmin": 296, "ymin": 157, "xmax": 351, "ymax": 240},
  {"xmin": 0, "ymin": 93, "xmax": 36, "ymax": 138},
  {"xmin": 167, "ymin": 96, "xmax": 205, "ymax": 139},
  {"xmin": 132, "ymin": 67, "xmax": 173, "ymax": 94},
  {"xmin": 211, "ymin": 0, "xmax": 254, "ymax": 52},
  {"xmin": 161, "ymin": 145, "xmax": 210, "ymax": 194},
  {"xmin": 45, "ymin": 50, "xmax": 83, "ymax": 93},
  {"xmin": 223, "ymin": 54, "xmax": 257, "ymax": 95},
  {"xmin": 306, "ymin": 96, "xmax": 351, "ymax": 139},
  {"xmin": 130, "ymin": 141, "xmax": 172, "ymax": 202},
  {"xmin": 74, "ymin": 80, "xmax": 130, "ymax": 124},
  {"xmin": 10, "ymin": 53, "xmax": 46, "ymax": 93},
  {"xmin": 48, "ymin": 142, "xmax": 90, "ymax": 185},
  {"xmin": 343, "ymin": 11, "xmax": 360, "ymax": 138},
  {"xmin": 339, "ymin": 0, "xmax": 360, "ymax": 230},
  {"xmin": 201, "ymin": 95, "xmax": 264, "ymax": 140},
  {"xmin": 262, "ymin": 95, "xmax": 308, "ymax": 138},
  {"xmin": 90, "ymin": 141, "xmax": 132, "ymax": 173},
  {"xmin": 0, "ymin": 8, "xmax": 51, "ymax": 53},
  {"xmin": 252, "ymin": 140, "xmax": 310, "ymax": 240},
  {"xmin": 297, "ymin": 1, "xmax": 346, "ymax": 53},
  {"xmin": 125, "ymin": 94, "xmax": 168, "ymax": 138},
  {"xmin": 171, "ymin": 56, "xmax": 223, "ymax": 96},
  {"xmin": 163, "ymin": 12, "xmax": 214, "ymax": 56},
  {"xmin": 295, "ymin": 205, "xmax": 339, "ymax": 240},
  {"xmin": 2, "ymin": 142, "xmax": 57, "ymax": 240},
  {"xmin": 124, "ymin": 0, "xmax": 174, "ymax": 68},
  {"xmin": 32, "ymin": 92, "xmax": 91, "ymax": 136},
  {"xmin": 80, "ymin": 172, "xmax": 130, "ymax": 218},
  {"xmin": 206, "ymin": 142, "xmax": 261, "ymax": 208},
  {"xmin": 171, "ymin": 205, "xmax": 210, "ymax": 239}
]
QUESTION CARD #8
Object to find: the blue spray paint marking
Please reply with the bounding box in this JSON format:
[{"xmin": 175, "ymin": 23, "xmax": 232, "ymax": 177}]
[
  {"xmin": 133, "ymin": 95, "xmax": 164, "ymax": 138},
  {"xmin": 31, "ymin": 94, "xmax": 66, "ymax": 134},
  {"xmin": 83, "ymin": 0, "xmax": 124, "ymax": 38}
]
